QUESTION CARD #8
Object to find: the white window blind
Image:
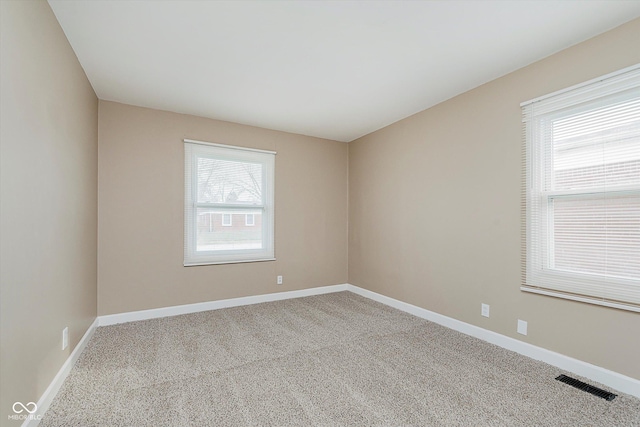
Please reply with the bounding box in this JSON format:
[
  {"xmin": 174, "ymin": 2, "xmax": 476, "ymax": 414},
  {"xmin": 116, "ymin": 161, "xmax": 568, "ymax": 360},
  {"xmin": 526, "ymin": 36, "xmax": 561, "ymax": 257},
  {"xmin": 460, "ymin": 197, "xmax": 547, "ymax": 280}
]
[
  {"xmin": 522, "ymin": 64, "xmax": 640, "ymax": 312},
  {"xmin": 184, "ymin": 140, "xmax": 275, "ymax": 266}
]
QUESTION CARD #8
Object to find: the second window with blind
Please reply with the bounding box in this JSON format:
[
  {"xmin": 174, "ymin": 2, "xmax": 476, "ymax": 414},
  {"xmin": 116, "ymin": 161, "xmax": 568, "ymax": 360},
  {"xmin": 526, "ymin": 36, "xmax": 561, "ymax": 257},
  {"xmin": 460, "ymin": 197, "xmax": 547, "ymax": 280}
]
[
  {"xmin": 184, "ymin": 140, "xmax": 275, "ymax": 266},
  {"xmin": 522, "ymin": 65, "xmax": 640, "ymax": 311}
]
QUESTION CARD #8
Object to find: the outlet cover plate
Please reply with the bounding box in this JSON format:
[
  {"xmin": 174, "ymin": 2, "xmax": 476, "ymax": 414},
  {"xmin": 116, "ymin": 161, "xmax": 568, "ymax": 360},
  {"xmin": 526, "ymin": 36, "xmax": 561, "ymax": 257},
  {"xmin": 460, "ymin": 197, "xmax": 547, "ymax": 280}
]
[
  {"xmin": 62, "ymin": 327, "xmax": 69, "ymax": 350},
  {"xmin": 517, "ymin": 319, "xmax": 528, "ymax": 335},
  {"xmin": 481, "ymin": 303, "xmax": 490, "ymax": 318}
]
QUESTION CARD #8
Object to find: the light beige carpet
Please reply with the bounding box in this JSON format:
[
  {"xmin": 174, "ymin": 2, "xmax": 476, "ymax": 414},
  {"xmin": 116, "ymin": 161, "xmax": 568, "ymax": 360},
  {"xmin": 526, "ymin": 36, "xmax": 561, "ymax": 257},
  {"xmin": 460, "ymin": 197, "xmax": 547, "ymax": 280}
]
[{"xmin": 41, "ymin": 292, "xmax": 640, "ymax": 426}]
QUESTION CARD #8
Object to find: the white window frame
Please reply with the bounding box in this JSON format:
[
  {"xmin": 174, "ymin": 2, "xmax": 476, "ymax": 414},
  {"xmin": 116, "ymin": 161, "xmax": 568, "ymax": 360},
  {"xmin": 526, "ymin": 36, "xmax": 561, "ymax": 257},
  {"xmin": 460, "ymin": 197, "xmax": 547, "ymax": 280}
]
[
  {"xmin": 521, "ymin": 64, "xmax": 640, "ymax": 312},
  {"xmin": 245, "ymin": 213, "xmax": 255, "ymax": 226},
  {"xmin": 184, "ymin": 139, "xmax": 275, "ymax": 266},
  {"xmin": 221, "ymin": 213, "xmax": 233, "ymax": 227}
]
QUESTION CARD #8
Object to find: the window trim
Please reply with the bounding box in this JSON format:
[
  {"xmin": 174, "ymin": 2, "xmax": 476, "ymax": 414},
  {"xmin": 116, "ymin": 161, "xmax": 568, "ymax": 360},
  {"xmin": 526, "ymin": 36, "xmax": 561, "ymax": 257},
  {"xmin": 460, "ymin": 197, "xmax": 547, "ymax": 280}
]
[
  {"xmin": 520, "ymin": 63, "xmax": 640, "ymax": 108},
  {"xmin": 184, "ymin": 139, "xmax": 276, "ymax": 266},
  {"xmin": 245, "ymin": 213, "xmax": 255, "ymax": 226},
  {"xmin": 221, "ymin": 213, "xmax": 233, "ymax": 227},
  {"xmin": 521, "ymin": 64, "xmax": 640, "ymax": 312}
]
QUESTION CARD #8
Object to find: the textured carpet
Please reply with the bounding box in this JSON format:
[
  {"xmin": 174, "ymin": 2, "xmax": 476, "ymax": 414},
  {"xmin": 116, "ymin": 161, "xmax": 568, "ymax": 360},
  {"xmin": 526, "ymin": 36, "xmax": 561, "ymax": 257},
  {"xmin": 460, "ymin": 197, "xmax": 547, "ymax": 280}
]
[{"xmin": 41, "ymin": 292, "xmax": 640, "ymax": 426}]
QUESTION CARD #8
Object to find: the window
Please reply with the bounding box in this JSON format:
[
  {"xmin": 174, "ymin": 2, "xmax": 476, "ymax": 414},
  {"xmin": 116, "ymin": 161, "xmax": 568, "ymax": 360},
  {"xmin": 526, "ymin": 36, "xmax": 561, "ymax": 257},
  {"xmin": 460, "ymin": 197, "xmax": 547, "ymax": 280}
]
[
  {"xmin": 522, "ymin": 65, "xmax": 640, "ymax": 312},
  {"xmin": 184, "ymin": 140, "xmax": 275, "ymax": 265},
  {"xmin": 245, "ymin": 213, "xmax": 255, "ymax": 226}
]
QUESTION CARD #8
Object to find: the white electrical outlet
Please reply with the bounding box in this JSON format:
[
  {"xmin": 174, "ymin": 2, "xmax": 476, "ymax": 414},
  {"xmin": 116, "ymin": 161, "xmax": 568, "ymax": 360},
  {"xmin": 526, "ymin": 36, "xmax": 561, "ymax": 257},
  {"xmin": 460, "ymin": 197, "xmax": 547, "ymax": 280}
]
[
  {"xmin": 62, "ymin": 327, "xmax": 69, "ymax": 350},
  {"xmin": 277, "ymin": 275, "xmax": 283, "ymax": 285},
  {"xmin": 517, "ymin": 319, "xmax": 528, "ymax": 335},
  {"xmin": 481, "ymin": 303, "xmax": 490, "ymax": 318}
]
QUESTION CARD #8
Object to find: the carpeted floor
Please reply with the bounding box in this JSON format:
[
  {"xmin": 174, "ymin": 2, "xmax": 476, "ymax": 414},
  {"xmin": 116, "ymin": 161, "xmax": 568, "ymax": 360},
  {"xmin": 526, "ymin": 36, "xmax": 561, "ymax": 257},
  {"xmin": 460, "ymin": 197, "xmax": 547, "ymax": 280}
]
[{"xmin": 41, "ymin": 291, "xmax": 640, "ymax": 426}]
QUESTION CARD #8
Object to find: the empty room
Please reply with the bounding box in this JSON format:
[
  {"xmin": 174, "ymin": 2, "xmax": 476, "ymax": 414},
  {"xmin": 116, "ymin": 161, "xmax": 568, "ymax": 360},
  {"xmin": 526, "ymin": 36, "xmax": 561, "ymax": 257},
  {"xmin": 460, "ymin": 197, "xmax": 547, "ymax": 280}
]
[{"xmin": 2, "ymin": 0, "xmax": 640, "ymax": 425}]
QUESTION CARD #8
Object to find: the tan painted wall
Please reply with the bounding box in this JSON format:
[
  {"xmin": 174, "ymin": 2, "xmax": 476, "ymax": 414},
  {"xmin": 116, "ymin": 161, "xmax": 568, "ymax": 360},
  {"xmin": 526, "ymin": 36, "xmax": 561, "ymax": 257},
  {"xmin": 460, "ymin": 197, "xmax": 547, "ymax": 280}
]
[
  {"xmin": 97, "ymin": 101, "xmax": 348, "ymax": 315},
  {"xmin": 0, "ymin": 0, "xmax": 98, "ymax": 419},
  {"xmin": 349, "ymin": 18, "xmax": 640, "ymax": 380}
]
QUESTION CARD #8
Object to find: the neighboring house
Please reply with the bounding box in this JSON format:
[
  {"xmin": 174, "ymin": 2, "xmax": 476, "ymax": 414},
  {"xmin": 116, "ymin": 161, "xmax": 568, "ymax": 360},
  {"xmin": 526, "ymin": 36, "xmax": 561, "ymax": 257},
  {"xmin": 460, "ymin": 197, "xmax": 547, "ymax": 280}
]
[
  {"xmin": 196, "ymin": 211, "xmax": 263, "ymax": 251},
  {"xmin": 197, "ymin": 211, "xmax": 262, "ymax": 232}
]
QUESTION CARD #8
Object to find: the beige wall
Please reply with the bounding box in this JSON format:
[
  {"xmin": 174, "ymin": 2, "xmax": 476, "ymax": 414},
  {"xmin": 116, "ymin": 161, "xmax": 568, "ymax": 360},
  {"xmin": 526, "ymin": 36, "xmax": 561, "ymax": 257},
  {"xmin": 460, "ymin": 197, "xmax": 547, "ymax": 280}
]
[
  {"xmin": 0, "ymin": 0, "xmax": 98, "ymax": 419},
  {"xmin": 98, "ymin": 101, "xmax": 348, "ymax": 315},
  {"xmin": 349, "ymin": 18, "xmax": 640, "ymax": 380}
]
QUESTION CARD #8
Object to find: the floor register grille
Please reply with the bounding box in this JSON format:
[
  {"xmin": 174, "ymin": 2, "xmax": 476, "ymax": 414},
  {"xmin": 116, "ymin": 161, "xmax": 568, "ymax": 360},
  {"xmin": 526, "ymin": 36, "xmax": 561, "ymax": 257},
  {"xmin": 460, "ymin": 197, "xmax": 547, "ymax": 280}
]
[{"xmin": 555, "ymin": 374, "xmax": 617, "ymax": 401}]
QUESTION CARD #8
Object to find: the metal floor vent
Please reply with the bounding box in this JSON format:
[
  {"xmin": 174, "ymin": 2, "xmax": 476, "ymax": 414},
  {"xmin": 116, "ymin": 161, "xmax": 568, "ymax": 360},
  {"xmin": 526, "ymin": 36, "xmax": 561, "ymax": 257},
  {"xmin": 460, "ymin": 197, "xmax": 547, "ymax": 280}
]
[{"xmin": 555, "ymin": 374, "xmax": 617, "ymax": 401}]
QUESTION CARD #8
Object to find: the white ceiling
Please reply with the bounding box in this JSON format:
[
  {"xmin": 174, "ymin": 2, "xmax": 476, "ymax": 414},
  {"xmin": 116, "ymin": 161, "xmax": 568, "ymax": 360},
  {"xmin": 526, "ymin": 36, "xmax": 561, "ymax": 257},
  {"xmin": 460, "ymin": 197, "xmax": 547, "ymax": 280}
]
[{"xmin": 48, "ymin": 1, "xmax": 640, "ymax": 142}]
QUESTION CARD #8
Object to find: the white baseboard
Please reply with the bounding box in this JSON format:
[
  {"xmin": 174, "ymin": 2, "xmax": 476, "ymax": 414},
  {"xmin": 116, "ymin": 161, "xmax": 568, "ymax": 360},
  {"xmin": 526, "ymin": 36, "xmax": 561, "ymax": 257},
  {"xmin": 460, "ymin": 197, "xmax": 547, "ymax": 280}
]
[
  {"xmin": 24, "ymin": 318, "xmax": 99, "ymax": 427},
  {"xmin": 99, "ymin": 284, "xmax": 349, "ymax": 326},
  {"xmin": 346, "ymin": 284, "xmax": 640, "ymax": 399}
]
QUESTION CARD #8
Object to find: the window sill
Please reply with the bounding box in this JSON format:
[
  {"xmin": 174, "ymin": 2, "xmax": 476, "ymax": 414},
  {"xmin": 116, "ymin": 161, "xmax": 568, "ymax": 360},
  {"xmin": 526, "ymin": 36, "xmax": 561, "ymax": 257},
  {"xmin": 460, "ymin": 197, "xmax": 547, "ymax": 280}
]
[
  {"xmin": 184, "ymin": 258, "xmax": 276, "ymax": 267},
  {"xmin": 521, "ymin": 286, "xmax": 640, "ymax": 313}
]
